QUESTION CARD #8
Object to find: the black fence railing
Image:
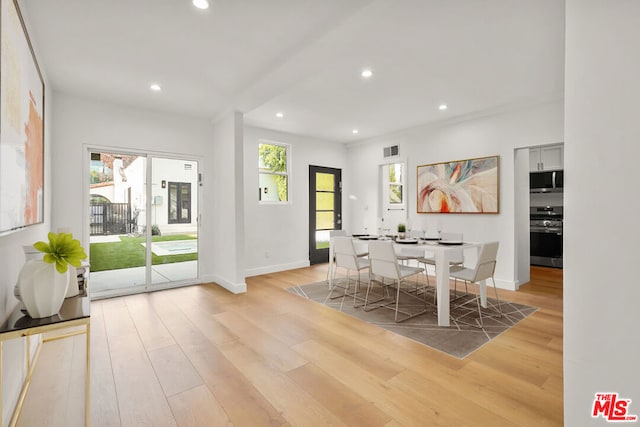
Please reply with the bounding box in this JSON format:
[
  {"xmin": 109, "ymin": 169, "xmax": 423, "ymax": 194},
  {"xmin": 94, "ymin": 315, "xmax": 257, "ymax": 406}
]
[{"xmin": 90, "ymin": 202, "xmax": 132, "ymax": 236}]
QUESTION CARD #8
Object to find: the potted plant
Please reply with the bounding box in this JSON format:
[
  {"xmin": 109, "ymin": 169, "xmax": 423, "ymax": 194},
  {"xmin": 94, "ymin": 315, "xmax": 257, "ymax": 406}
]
[
  {"xmin": 16, "ymin": 232, "xmax": 87, "ymax": 318},
  {"xmin": 397, "ymin": 223, "xmax": 406, "ymax": 239}
]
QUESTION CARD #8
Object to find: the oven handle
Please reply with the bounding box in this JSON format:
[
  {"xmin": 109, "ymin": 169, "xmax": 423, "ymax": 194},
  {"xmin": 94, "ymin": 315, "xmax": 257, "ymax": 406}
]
[{"xmin": 530, "ymin": 226, "xmax": 563, "ymax": 234}]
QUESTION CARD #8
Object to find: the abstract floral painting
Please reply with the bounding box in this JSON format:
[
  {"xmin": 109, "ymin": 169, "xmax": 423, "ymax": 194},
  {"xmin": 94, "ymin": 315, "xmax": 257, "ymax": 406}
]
[
  {"xmin": 0, "ymin": 0, "xmax": 45, "ymax": 233},
  {"xmin": 417, "ymin": 156, "xmax": 499, "ymax": 214}
]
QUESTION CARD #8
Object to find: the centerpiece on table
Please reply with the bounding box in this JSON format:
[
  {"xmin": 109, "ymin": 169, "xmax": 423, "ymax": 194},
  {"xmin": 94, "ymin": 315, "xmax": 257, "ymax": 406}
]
[
  {"xmin": 397, "ymin": 223, "xmax": 406, "ymax": 239},
  {"xmin": 16, "ymin": 232, "xmax": 87, "ymax": 318}
]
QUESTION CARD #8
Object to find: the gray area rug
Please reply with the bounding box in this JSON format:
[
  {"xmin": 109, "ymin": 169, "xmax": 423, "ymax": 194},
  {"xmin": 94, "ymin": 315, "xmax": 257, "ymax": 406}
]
[{"xmin": 287, "ymin": 280, "xmax": 537, "ymax": 359}]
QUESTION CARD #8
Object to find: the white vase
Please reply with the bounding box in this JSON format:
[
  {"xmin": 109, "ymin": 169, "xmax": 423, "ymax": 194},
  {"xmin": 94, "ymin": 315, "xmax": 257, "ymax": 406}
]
[
  {"xmin": 65, "ymin": 269, "xmax": 79, "ymax": 298},
  {"xmin": 14, "ymin": 245, "xmax": 45, "ymax": 303},
  {"xmin": 23, "ymin": 245, "xmax": 44, "ymax": 261},
  {"xmin": 17, "ymin": 260, "xmax": 70, "ymax": 318}
]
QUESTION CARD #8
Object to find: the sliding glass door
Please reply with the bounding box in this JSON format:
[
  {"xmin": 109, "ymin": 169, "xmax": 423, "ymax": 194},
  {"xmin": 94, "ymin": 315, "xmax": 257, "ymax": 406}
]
[{"xmin": 88, "ymin": 150, "xmax": 198, "ymax": 297}]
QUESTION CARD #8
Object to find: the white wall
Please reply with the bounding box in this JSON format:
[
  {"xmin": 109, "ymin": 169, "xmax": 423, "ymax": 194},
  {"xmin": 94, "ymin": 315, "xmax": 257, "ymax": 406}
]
[
  {"xmin": 243, "ymin": 126, "xmax": 348, "ymax": 276},
  {"xmin": 50, "ymin": 92, "xmax": 217, "ymax": 275},
  {"xmin": 51, "ymin": 93, "xmax": 213, "ymax": 237},
  {"xmin": 347, "ymin": 102, "xmax": 563, "ymax": 290},
  {"xmin": 564, "ymin": 1, "xmax": 640, "ymax": 425}
]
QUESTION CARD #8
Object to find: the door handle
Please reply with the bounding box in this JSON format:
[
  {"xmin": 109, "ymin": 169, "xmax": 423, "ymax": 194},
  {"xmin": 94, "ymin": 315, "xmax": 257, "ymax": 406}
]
[{"xmin": 337, "ymin": 219, "xmax": 342, "ymax": 225}]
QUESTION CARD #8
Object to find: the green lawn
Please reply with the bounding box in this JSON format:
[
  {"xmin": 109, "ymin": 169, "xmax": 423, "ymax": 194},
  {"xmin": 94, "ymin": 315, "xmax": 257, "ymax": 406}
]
[{"xmin": 90, "ymin": 235, "xmax": 198, "ymax": 272}]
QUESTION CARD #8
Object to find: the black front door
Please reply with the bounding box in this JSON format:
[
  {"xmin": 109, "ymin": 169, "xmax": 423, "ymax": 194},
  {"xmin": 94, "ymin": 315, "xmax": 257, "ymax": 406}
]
[{"xmin": 309, "ymin": 165, "xmax": 342, "ymax": 265}]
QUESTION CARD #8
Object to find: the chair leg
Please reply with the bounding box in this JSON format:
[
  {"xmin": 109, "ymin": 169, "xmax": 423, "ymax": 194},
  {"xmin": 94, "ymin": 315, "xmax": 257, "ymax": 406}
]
[
  {"xmin": 394, "ymin": 279, "xmax": 402, "ymax": 322},
  {"xmin": 325, "ymin": 256, "xmax": 334, "ymax": 284},
  {"xmin": 475, "ymin": 289, "xmax": 484, "ymax": 328},
  {"xmin": 328, "ymin": 265, "xmax": 339, "ymax": 298},
  {"xmin": 387, "ymin": 277, "xmax": 429, "ymax": 323},
  {"xmin": 329, "ymin": 267, "xmax": 353, "ymax": 300},
  {"xmin": 491, "ymin": 277, "xmax": 503, "ymax": 317},
  {"xmin": 353, "ymin": 270, "xmax": 364, "ymax": 308},
  {"xmin": 454, "ymin": 277, "xmax": 458, "ymax": 299},
  {"xmin": 416, "ymin": 263, "xmax": 435, "ymax": 304},
  {"xmin": 363, "ymin": 273, "xmax": 387, "ymax": 311},
  {"xmin": 452, "ymin": 277, "xmax": 506, "ymax": 329}
]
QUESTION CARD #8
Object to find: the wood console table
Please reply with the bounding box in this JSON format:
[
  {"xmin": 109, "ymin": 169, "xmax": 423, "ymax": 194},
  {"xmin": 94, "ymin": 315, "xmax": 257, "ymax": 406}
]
[{"xmin": 0, "ymin": 293, "xmax": 90, "ymax": 427}]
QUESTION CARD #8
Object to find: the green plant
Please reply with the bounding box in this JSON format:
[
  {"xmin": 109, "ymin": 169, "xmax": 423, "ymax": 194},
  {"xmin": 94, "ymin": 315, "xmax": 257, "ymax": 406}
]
[
  {"xmin": 34, "ymin": 232, "xmax": 87, "ymax": 273},
  {"xmin": 397, "ymin": 223, "xmax": 406, "ymax": 233},
  {"xmin": 151, "ymin": 224, "xmax": 161, "ymax": 236}
]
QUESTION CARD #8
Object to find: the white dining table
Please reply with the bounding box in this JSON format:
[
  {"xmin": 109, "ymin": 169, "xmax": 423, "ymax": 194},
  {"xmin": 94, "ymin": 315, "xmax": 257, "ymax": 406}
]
[{"xmin": 327, "ymin": 237, "xmax": 485, "ymax": 327}]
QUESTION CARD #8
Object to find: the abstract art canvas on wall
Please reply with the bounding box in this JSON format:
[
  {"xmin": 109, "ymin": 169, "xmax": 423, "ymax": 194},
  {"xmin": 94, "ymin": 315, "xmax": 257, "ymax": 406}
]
[
  {"xmin": 417, "ymin": 156, "xmax": 499, "ymax": 214},
  {"xmin": 0, "ymin": 0, "xmax": 45, "ymax": 233}
]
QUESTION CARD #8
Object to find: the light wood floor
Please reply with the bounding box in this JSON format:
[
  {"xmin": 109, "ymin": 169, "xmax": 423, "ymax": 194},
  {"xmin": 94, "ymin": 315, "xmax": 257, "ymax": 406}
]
[{"xmin": 16, "ymin": 265, "xmax": 563, "ymax": 427}]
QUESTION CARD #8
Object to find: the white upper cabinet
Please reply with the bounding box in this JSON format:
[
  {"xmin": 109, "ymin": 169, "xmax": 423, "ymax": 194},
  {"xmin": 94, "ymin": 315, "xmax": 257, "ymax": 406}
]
[{"xmin": 530, "ymin": 143, "xmax": 563, "ymax": 171}]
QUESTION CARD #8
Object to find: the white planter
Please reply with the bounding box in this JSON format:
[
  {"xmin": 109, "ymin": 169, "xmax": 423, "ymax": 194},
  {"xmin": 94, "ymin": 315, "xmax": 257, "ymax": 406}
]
[
  {"xmin": 23, "ymin": 245, "xmax": 44, "ymax": 261},
  {"xmin": 17, "ymin": 260, "xmax": 70, "ymax": 318},
  {"xmin": 14, "ymin": 246, "xmax": 45, "ymax": 302},
  {"xmin": 65, "ymin": 270, "xmax": 79, "ymax": 298}
]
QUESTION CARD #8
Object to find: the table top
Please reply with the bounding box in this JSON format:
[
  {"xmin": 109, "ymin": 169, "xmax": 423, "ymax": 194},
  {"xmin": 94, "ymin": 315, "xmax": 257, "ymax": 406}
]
[
  {"xmin": 351, "ymin": 236, "xmax": 477, "ymax": 248},
  {"xmin": 1, "ymin": 292, "xmax": 90, "ymax": 337}
]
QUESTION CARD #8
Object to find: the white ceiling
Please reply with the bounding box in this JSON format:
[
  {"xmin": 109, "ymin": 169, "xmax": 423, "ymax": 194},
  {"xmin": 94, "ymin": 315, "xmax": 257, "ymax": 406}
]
[{"xmin": 20, "ymin": 0, "xmax": 565, "ymax": 143}]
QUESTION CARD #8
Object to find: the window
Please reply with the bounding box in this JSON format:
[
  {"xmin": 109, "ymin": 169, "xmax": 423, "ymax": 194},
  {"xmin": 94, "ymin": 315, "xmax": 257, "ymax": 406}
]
[
  {"xmin": 388, "ymin": 163, "xmax": 403, "ymax": 204},
  {"xmin": 258, "ymin": 141, "xmax": 289, "ymax": 202},
  {"xmin": 168, "ymin": 182, "xmax": 191, "ymax": 223}
]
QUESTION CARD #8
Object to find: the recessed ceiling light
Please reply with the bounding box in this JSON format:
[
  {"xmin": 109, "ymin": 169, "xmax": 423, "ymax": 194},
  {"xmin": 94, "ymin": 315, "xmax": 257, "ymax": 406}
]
[
  {"xmin": 439, "ymin": 104, "xmax": 448, "ymax": 111},
  {"xmin": 361, "ymin": 69, "xmax": 373, "ymax": 78},
  {"xmin": 192, "ymin": 0, "xmax": 209, "ymax": 10},
  {"xmin": 352, "ymin": 129, "xmax": 359, "ymax": 134},
  {"xmin": 275, "ymin": 112, "xmax": 284, "ymax": 118},
  {"xmin": 150, "ymin": 84, "xmax": 162, "ymax": 92}
]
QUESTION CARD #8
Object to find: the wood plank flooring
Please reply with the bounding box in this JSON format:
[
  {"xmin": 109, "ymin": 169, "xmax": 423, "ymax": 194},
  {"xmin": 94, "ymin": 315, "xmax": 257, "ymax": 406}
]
[{"xmin": 15, "ymin": 265, "xmax": 563, "ymax": 427}]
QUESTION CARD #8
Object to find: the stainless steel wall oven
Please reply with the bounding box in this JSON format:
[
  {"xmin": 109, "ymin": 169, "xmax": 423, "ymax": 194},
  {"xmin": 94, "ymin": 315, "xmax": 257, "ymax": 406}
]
[{"xmin": 530, "ymin": 206, "xmax": 563, "ymax": 268}]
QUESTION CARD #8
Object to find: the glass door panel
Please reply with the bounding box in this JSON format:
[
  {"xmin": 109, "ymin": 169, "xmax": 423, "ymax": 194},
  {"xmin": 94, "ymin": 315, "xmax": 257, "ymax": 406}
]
[
  {"xmin": 309, "ymin": 166, "xmax": 341, "ymax": 264},
  {"xmin": 150, "ymin": 157, "xmax": 199, "ymax": 286},
  {"xmin": 88, "ymin": 151, "xmax": 148, "ymax": 293}
]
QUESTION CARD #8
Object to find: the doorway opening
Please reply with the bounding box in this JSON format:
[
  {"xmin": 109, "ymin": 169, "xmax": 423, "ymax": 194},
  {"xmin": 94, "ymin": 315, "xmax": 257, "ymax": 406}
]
[
  {"xmin": 88, "ymin": 150, "xmax": 199, "ymax": 297},
  {"xmin": 378, "ymin": 161, "xmax": 407, "ymax": 235},
  {"xmin": 309, "ymin": 165, "xmax": 342, "ymax": 265}
]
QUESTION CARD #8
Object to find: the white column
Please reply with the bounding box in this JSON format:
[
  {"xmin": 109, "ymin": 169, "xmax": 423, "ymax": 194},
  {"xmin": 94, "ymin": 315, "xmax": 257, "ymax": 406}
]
[{"xmin": 200, "ymin": 111, "xmax": 246, "ymax": 293}]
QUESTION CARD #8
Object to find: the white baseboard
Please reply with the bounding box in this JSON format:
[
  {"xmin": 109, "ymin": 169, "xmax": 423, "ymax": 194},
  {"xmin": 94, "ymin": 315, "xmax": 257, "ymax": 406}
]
[
  {"xmin": 245, "ymin": 260, "xmax": 311, "ymax": 277},
  {"xmin": 512, "ymin": 279, "xmax": 523, "ymax": 290},
  {"xmin": 494, "ymin": 278, "xmax": 517, "ymax": 291},
  {"xmin": 201, "ymin": 274, "xmax": 247, "ymax": 294}
]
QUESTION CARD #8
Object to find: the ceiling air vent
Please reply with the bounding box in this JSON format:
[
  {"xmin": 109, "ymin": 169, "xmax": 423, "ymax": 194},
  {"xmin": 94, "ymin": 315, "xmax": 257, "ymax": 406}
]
[{"xmin": 383, "ymin": 145, "xmax": 399, "ymax": 158}]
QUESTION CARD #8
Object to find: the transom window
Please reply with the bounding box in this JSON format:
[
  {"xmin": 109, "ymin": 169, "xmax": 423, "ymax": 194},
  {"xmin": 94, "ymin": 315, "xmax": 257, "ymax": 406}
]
[{"xmin": 258, "ymin": 141, "xmax": 289, "ymax": 203}]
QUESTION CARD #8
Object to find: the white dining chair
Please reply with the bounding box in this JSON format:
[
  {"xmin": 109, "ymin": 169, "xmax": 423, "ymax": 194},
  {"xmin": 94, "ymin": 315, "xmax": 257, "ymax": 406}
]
[
  {"xmin": 396, "ymin": 230, "xmax": 424, "ymax": 265},
  {"xmin": 325, "ymin": 230, "xmax": 369, "ymax": 282},
  {"xmin": 330, "ymin": 236, "xmax": 370, "ymax": 306},
  {"xmin": 417, "ymin": 231, "xmax": 465, "ymax": 299},
  {"xmin": 448, "ymin": 241, "xmax": 502, "ymax": 328},
  {"xmin": 365, "ymin": 240, "xmax": 427, "ymax": 322}
]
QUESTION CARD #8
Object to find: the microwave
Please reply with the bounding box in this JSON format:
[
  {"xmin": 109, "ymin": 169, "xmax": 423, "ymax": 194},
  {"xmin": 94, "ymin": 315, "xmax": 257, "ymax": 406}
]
[{"xmin": 530, "ymin": 170, "xmax": 563, "ymax": 193}]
